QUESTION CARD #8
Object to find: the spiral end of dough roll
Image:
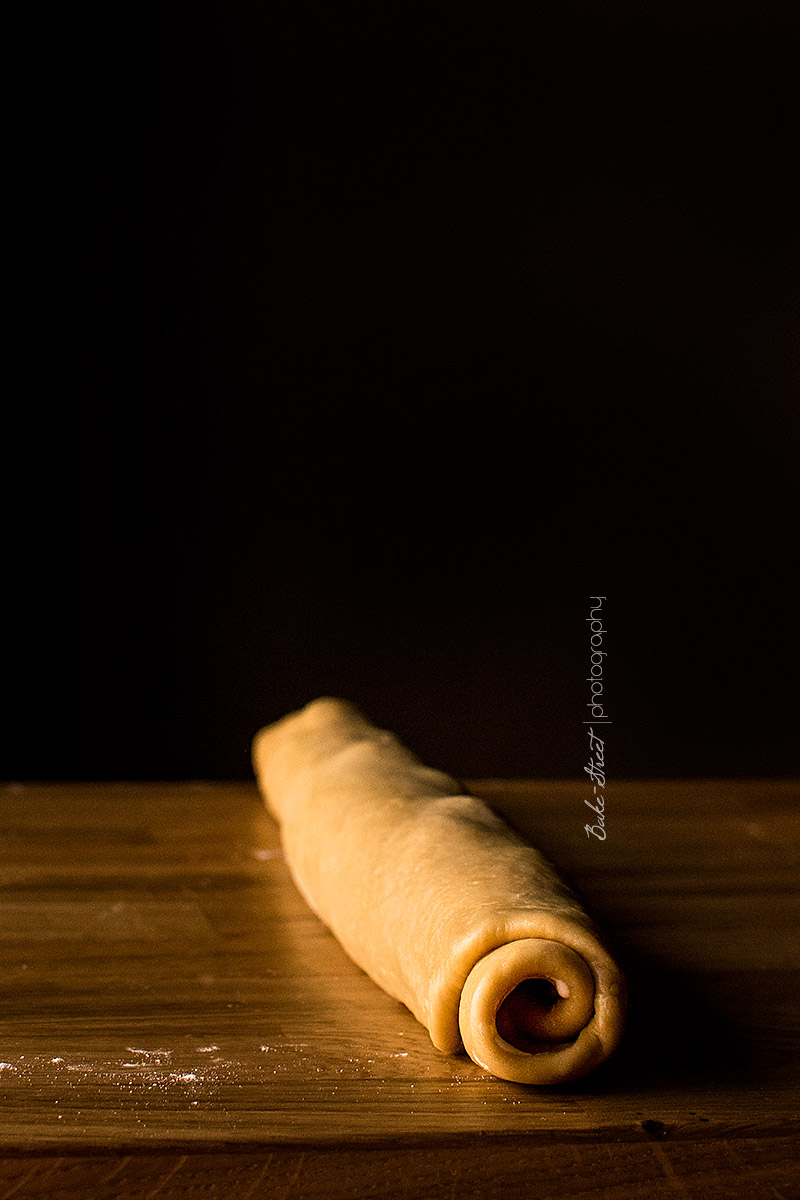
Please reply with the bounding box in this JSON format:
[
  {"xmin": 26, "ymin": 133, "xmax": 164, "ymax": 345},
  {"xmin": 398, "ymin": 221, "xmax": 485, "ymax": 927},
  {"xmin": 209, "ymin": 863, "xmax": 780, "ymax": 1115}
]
[{"xmin": 458, "ymin": 938, "xmax": 618, "ymax": 1084}]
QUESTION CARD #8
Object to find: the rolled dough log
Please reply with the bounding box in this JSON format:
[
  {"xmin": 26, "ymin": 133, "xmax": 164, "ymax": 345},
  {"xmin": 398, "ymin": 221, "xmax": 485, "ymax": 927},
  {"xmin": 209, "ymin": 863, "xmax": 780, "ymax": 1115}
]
[{"xmin": 252, "ymin": 698, "xmax": 626, "ymax": 1084}]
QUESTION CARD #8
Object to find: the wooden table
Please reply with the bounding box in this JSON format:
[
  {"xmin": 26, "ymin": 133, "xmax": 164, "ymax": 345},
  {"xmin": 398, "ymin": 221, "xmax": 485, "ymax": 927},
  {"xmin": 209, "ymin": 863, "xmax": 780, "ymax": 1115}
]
[{"xmin": 1, "ymin": 780, "xmax": 798, "ymax": 1198}]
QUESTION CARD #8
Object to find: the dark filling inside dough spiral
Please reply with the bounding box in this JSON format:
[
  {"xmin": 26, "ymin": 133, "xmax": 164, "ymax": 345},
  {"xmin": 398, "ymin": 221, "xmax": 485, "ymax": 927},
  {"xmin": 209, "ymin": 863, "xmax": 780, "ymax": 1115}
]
[{"xmin": 496, "ymin": 978, "xmax": 573, "ymax": 1052}]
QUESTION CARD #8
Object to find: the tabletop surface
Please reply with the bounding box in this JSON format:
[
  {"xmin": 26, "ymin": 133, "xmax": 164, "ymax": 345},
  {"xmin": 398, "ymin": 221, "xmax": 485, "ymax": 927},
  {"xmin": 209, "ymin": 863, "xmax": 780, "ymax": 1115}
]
[{"xmin": 1, "ymin": 779, "xmax": 798, "ymax": 1198}]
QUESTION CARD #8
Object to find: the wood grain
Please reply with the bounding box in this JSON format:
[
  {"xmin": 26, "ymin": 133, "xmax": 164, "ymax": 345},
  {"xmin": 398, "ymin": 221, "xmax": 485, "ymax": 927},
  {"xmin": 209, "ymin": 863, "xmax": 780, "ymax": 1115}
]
[{"xmin": 1, "ymin": 780, "xmax": 798, "ymax": 1197}]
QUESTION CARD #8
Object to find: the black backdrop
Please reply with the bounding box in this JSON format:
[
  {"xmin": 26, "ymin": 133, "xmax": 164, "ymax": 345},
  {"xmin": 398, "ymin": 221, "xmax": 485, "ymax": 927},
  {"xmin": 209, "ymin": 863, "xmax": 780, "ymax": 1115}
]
[{"xmin": 12, "ymin": 1, "xmax": 799, "ymax": 781}]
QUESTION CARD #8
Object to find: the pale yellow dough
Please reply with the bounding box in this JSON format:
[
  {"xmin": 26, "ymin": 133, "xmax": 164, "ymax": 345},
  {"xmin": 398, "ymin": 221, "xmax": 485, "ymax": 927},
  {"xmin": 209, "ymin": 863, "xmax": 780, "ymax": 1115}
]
[{"xmin": 252, "ymin": 698, "xmax": 626, "ymax": 1084}]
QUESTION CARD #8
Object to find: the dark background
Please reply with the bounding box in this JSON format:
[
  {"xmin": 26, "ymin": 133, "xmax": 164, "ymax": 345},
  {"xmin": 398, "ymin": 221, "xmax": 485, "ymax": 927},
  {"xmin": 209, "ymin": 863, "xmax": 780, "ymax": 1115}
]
[{"xmin": 11, "ymin": 0, "xmax": 799, "ymax": 782}]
